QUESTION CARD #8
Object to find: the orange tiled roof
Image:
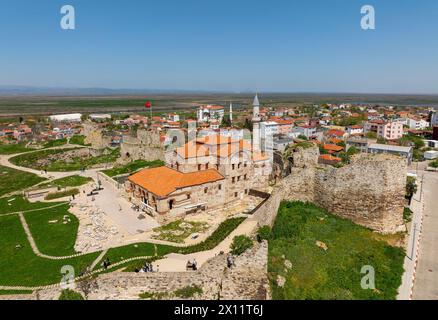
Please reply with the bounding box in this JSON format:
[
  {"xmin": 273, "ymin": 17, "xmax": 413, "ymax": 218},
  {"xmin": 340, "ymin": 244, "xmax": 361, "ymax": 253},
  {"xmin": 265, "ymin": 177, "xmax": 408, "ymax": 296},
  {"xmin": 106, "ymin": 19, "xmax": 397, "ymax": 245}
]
[
  {"xmin": 176, "ymin": 141, "xmax": 210, "ymax": 159},
  {"xmin": 329, "ymin": 138, "xmax": 342, "ymax": 144},
  {"xmin": 327, "ymin": 129, "xmax": 345, "ymax": 137},
  {"xmin": 319, "ymin": 154, "xmax": 341, "ymax": 162},
  {"xmin": 323, "ymin": 144, "xmax": 344, "ymax": 152},
  {"xmin": 129, "ymin": 166, "xmax": 224, "ymax": 197},
  {"xmin": 275, "ymin": 119, "xmax": 294, "ymax": 125}
]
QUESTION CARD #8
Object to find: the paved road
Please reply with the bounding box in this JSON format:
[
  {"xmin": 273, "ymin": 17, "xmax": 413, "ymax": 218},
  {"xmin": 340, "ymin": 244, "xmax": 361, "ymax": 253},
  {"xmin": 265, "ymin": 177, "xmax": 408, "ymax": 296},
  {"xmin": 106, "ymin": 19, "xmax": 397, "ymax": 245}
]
[
  {"xmin": 412, "ymin": 170, "xmax": 438, "ymax": 300},
  {"xmin": 397, "ymin": 173, "xmax": 424, "ymax": 300}
]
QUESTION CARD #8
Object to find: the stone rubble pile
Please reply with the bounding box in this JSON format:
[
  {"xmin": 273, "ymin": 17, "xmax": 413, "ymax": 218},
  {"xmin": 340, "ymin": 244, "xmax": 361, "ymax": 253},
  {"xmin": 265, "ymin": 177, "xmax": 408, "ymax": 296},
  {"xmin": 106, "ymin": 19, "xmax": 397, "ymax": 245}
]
[{"xmin": 74, "ymin": 204, "xmax": 119, "ymax": 253}]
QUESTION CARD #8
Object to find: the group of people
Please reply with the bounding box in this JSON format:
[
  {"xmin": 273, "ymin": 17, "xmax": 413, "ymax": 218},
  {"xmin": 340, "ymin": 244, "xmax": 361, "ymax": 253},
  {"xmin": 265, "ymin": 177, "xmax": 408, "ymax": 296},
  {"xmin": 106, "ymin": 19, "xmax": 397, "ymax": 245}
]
[
  {"xmin": 141, "ymin": 262, "xmax": 154, "ymax": 273},
  {"xmin": 186, "ymin": 258, "xmax": 198, "ymax": 271},
  {"xmin": 134, "ymin": 262, "xmax": 154, "ymax": 273}
]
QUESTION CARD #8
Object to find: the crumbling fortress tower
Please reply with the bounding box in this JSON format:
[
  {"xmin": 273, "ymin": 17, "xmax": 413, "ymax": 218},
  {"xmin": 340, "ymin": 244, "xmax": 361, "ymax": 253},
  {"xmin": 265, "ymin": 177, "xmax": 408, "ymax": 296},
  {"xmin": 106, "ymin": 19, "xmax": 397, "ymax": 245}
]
[
  {"xmin": 314, "ymin": 153, "xmax": 406, "ymax": 233},
  {"xmin": 256, "ymin": 146, "xmax": 407, "ymax": 234},
  {"xmin": 120, "ymin": 129, "xmax": 165, "ymax": 163}
]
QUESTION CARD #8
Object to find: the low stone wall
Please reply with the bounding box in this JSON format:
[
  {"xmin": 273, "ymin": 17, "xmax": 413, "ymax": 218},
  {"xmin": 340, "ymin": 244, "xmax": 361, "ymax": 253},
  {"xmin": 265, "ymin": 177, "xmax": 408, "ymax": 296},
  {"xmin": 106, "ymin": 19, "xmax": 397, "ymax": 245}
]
[{"xmin": 8, "ymin": 241, "xmax": 268, "ymax": 300}]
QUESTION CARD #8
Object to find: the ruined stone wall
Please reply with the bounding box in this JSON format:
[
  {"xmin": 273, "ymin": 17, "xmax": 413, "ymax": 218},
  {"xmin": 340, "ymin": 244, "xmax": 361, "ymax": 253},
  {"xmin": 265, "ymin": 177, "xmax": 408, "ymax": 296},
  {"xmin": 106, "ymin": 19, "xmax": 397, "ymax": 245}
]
[
  {"xmin": 12, "ymin": 241, "xmax": 268, "ymax": 300},
  {"xmin": 120, "ymin": 130, "xmax": 164, "ymax": 163},
  {"xmin": 84, "ymin": 130, "xmax": 106, "ymax": 149},
  {"xmin": 314, "ymin": 154, "xmax": 406, "ymax": 233},
  {"xmin": 254, "ymin": 146, "xmax": 407, "ymax": 234}
]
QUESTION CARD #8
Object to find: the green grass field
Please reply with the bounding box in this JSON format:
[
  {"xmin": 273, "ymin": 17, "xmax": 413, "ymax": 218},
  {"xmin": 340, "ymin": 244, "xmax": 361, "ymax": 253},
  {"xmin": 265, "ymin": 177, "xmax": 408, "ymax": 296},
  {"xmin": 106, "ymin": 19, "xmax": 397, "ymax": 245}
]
[
  {"xmin": 10, "ymin": 147, "xmax": 120, "ymax": 172},
  {"xmin": 0, "ymin": 143, "xmax": 31, "ymax": 155},
  {"xmin": 0, "ymin": 196, "xmax": 62, "ymax": 215},
  {"xmin": 24, "ymin": 203, "xmax": 79, "ymax": 256},
  {"xmin": 44, "ymin": 188, "xmax": 80, "ymax": 200},
  {"xmin": 0, "ymin": 214, "xmax": 100, "ymax": 287},
  {"xmin": 0, "ymin": 165, "xmax": 46, "ymax": 197},
  {"xmin": 268, "ymin": 201, "xmax": 405, "ymax": 300},
  {"xmin": 69, "ymin": 135, "xmax": 90, "ymax": 146},
  {"xmin": 43, "ymin": 138, "xmax": 67, "ymax": 148},
  {"xmin": 0, "ymin": 194, "xmax": 246, "ymax": 289},
  {"xmin": 102, "ymin": 159, "xmax": 164, "ymax": 177},
  {"xmin": 37, "ymin": 175, "xmax": 92, "ymax": 189}
]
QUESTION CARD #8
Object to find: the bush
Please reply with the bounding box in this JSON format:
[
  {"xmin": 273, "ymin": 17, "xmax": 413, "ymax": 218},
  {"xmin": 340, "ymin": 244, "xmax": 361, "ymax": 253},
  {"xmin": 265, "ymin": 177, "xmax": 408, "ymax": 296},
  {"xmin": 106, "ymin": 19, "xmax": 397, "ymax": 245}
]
[
  {"xmin": 174, "ymin": 285, "xmax": 203, "ymax": 298},
  {"xmin": 177, "ymin": 217, "xmax": 245, "ymax": 254},
  {"xmin": 403, "ymin": 207, "xmax": 413, "ymax": 223},
  {"xmin": 230, "ymin": 235, "xmax": 253, "ymax": 256},
  {"xmin": 58, "ymin": 289, "xmax": 84, "ymax": 300},
  {"xmin": 45, "ymin": 188, "xmax": 79, "ymax": 200},
  {"xmin": 431, "ymin": 159, "xmax": 438, "ymax": 168},
  {"xmin": 257, "ymin": 226, "xmax": 272, "ymax": 242}
]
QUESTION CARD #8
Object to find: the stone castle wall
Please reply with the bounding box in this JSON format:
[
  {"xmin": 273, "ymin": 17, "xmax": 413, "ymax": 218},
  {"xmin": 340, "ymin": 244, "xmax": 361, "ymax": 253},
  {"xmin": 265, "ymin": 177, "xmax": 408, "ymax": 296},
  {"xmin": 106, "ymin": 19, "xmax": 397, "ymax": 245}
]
[
  {"xmin": 120, "ymin": 130, "xmax": 164, "ymax": 163},
  {"xmin": 314, "ymin": 154, "xmax": 406, "ymax": 233},
  {"xmin": 255, "ymin": 147, "xmax": 407, "ymax": 234}
]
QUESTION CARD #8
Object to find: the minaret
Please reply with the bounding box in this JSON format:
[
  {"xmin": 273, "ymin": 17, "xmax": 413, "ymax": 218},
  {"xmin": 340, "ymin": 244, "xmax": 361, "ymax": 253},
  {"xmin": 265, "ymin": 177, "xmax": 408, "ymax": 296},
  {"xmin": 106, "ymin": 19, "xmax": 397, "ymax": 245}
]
[
  {"xmin": 229, "ymin": 102, "xmax": 233, "ymax": 123},
  {"xmin": 252, "ymin": 93, "xmax": 261, "ymax": 151}
]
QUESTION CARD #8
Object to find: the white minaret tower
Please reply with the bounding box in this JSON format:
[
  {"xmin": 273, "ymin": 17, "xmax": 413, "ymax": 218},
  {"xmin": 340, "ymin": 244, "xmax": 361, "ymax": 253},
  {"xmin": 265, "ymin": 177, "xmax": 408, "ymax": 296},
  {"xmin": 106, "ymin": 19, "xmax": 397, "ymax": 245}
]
[
  {"xmin": 252, "ymin": 93, "xmax": 261, "ymax": 152},
  {"xmin": 229, "ymin": 101, "xmax": 233, "ymax": 123}
]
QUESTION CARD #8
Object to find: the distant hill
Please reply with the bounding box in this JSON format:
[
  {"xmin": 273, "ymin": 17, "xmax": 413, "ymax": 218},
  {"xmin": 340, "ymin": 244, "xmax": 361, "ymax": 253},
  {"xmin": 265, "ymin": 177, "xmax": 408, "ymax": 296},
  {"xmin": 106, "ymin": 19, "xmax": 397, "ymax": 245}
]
[{"xmin": 0, "ymin": 85, "xmax": 215, "ymax": 96}]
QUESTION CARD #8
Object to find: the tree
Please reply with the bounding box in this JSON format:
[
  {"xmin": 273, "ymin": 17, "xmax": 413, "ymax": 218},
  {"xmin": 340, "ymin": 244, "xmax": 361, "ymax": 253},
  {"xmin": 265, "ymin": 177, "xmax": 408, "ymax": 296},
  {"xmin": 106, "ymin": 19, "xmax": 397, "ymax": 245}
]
[
  {"xmin": 297, "ymin": 134, "xmax": 308, "ymax": 141},
  {"xmin": 376, "ymin": 137, "xmax": 387, "ymax": 144},
  {"xmin": 405, "ymin": 176, "xmax": 418, "ymax": 205},
  {"xmin": 58, "ymin": 289, "xmax": 84, "ymax": 300},
  {"xmin": 221, "ymin": 115, "xmax": 232, "ymax": 128},
  {"xmin": 257, "ymin": 226, "xmax": 271, "ymax": 242},
  {"xmin": 347, "ymin": 146, "xmax": 359, "ymax": 156},
  {"xmin": 243, "ymin": 118, "xmax": 253, "ymax": 131},
  {"xmin": 365, "ymin": 131, "xmax": 377, "ymax": 139}
]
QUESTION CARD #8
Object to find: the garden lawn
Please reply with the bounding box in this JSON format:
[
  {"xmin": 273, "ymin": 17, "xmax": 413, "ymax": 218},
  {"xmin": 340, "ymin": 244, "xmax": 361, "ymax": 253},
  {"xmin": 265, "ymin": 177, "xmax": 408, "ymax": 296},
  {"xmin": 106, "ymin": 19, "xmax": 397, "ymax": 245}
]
[
  {"xmin": 152, "ymin": 220, "xmax": 208, "ymax": 243},
  {"xmin": 0, "ymin": 143, "xmax": 31, "ymax": 155},
  {"xmin": 0, "ymin": 165, "xmax": 46, "ymax": 197},
  {"xmin": 43, "ymin": 138, "xmax": 67, "ymax": 148},
  {"xmin": 69, "ymin": 135, "xmax": 89, "ymax": 146},
  {"xmin": 102, "ymin": 159, "xmax": 164, "ymax": 177},
  {"xmin": 0, "ymin": 196, "xmax": 62, "ymax": 215},
  {"xmin": 268, "ymin": 201, "xmax": 405, "ymax": 300},
  {"xmin": 10, "ymin": 147, "xmax": 120, "ymax": 172},
  {"xmin": 0, "ymin": 214, "xmax": 100, "ymax": 287},
  {"xmin": 102, "ymin": 243, "xmax": 174, "ymax": 265},
  {"xmin": 23, "ymin": 203, "xmax": 79, "ymax": 256},
  {"xmin": 45, "ymin": 188, "xmax": 80, "ymax": 200},
  {"xmin": 37, "ymin": 175, "xmax": 92, "ymax": 189}
]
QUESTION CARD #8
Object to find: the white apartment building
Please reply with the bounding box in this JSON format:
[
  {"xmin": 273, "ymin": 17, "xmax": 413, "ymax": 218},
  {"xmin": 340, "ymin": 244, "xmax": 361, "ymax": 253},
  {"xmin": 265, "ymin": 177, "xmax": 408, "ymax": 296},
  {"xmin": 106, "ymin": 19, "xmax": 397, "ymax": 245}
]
[
  {"xmin": 197, "ymin": 105, "xmax": 225, "ymax": 122},
  {"xmin": 407, "ymin": 117, "xmax": 429, "ymax": 130},
  {"xmin": 293, "ymin": 125, "xmax": 317, "ymax": 139},
  {"xmin": 260, "ymin": 121, "xmax": 279, "ymax": 139}
]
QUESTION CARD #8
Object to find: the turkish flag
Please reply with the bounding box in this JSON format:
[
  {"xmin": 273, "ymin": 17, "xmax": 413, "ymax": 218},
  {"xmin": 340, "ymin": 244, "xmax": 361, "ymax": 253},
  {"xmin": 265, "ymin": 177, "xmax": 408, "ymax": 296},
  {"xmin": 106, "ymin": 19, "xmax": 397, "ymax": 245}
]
[{"xmin": 144, "ymin": 101, "xmax": 152, "ymax": 108}]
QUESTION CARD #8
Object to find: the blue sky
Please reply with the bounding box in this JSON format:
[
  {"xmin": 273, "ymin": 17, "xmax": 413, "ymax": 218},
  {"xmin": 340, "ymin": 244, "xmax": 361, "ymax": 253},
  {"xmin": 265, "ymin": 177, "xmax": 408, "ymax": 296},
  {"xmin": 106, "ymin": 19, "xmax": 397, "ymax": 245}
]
[{"xmin": 0, "ymin": 0, "xmax": 437, "ymax": 93}]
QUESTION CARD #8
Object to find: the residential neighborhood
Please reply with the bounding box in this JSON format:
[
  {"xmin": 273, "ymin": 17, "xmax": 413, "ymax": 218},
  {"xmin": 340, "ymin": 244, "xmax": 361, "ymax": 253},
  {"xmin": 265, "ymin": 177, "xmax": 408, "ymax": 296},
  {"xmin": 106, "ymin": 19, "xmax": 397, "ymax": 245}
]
[{"xmin": 1, "ymin": 0, "xmax": 438, "ymax": 308}]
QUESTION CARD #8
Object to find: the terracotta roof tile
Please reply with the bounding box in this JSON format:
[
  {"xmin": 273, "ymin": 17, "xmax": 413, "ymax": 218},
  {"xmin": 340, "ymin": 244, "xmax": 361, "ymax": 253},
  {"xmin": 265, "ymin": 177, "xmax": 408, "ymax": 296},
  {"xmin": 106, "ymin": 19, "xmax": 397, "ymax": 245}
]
[{"xmin": 128, "ymin": 166, "xmax": 224, "ymax": 197}]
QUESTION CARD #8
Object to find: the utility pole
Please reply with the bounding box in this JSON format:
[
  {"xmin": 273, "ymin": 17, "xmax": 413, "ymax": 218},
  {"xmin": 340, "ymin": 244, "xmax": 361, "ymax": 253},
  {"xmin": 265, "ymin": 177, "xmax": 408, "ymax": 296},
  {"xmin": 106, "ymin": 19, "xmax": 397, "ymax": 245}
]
[{"xmin": 410, "ymin": 223, "xmax": 417, "ymax": 260}]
